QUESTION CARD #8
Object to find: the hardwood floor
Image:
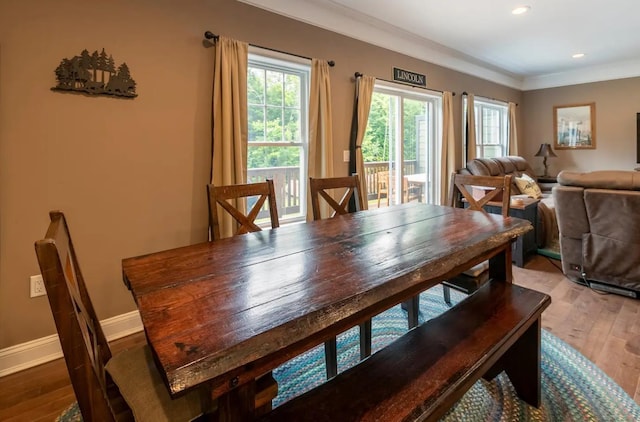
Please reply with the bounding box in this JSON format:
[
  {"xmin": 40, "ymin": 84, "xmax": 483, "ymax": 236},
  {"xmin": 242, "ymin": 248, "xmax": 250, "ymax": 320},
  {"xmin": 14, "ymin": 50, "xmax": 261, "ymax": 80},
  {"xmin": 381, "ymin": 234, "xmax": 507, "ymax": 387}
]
[
  {"xmin": 1, "ymin": 254, "xmax": 638, "ymax": 421},
  {"xmin": 514, "ymin": 255, "xmax": 640, "ymax": 404}
]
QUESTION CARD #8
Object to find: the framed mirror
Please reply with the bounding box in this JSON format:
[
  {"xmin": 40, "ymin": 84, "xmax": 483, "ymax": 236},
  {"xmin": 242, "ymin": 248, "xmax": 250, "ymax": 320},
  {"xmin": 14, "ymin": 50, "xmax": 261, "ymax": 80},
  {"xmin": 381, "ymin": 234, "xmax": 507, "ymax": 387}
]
[{"xmin": 553, "ymin": 103, "xmax": 595, "ymax": 149}]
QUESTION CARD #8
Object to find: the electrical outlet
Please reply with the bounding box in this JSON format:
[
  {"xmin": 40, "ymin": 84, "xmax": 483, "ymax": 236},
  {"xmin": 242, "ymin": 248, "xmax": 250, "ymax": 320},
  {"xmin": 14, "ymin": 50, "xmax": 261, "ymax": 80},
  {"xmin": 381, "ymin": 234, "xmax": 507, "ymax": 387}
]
[
  {"xmin": 30, "ymin": 274, "xmax": 46, "ymax": 298},
  {"xmin": 343, "ymin": 150, "xmax": 350, "ymax": 162}
]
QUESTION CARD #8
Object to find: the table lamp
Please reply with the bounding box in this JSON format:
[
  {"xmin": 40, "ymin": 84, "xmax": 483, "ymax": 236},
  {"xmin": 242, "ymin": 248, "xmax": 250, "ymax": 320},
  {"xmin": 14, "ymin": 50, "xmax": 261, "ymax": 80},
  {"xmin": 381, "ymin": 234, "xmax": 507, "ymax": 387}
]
[{"xmin": 535, "ymin": 143, "xmax": 557, "ymax": 178}]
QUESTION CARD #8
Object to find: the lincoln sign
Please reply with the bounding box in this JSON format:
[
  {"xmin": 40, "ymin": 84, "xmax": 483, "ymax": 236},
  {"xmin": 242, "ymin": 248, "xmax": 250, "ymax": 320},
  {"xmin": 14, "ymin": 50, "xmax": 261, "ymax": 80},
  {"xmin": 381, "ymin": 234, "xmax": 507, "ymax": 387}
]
[{"xmin": 393, "ymin": 67, "xmax": 426, "ymax": 87}]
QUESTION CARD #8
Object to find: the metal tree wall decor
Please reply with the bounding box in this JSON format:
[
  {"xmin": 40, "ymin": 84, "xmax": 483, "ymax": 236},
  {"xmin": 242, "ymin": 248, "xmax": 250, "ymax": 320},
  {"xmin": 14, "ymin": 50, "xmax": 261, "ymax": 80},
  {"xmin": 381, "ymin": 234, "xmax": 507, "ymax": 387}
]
[{"xmin": 51, "ymin": 48, "xmax": 137, "ymax": 98}]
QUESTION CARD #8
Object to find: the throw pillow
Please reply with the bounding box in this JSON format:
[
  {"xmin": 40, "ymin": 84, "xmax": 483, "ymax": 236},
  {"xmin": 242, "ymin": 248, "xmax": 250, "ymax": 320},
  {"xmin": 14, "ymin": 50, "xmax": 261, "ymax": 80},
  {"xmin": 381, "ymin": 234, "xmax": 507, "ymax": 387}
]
[{"xmin": 515, "ymin": 174, "xmax": 542, "ymax": 199}]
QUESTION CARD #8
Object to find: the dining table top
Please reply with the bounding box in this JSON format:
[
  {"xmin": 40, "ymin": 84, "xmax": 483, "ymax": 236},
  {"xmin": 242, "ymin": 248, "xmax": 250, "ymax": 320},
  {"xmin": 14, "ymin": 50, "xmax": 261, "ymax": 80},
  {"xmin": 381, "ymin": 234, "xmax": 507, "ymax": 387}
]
[{"xmin": 122, "ymin": 202, "xmax": 532, "ymax": 399}]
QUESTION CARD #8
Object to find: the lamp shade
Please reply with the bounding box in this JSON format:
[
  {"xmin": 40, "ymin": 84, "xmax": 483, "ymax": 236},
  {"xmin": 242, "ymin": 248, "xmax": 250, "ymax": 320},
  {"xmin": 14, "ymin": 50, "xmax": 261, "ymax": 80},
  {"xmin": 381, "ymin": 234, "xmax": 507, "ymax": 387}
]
[{"xmin": 535, "ymin": 143, "xmax": 558, "ymax": 158}]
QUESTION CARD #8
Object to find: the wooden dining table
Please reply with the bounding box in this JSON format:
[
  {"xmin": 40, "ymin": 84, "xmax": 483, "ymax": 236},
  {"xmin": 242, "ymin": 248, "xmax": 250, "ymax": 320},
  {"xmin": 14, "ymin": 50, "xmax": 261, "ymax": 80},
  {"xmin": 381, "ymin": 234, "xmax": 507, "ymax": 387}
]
[{"xmin": 122, "ymin": 202, "xmax": 532, "ymax": 421}]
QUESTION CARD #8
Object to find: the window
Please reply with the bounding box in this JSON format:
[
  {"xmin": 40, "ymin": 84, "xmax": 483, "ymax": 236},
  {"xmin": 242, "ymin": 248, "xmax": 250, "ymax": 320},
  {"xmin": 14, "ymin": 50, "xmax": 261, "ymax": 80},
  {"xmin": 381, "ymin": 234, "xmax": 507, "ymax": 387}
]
[
  {"xmin": 361, "ymin": 82, "xmax": 443, "ymax": 207},
  {"xmin": 247, "ymin": 52, "xmax": 310, "ymax": 223},
  {"xmin": 464, "ymin": 97, "xmax": 508, "ymax": 159}
]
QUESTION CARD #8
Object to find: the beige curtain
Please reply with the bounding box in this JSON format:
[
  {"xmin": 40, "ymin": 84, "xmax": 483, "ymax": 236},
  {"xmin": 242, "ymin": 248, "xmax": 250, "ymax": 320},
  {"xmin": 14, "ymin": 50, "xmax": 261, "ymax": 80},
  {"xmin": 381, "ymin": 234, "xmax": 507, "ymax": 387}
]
[
  {"xmin": 354, "ymin": 75, "xmax": 375, "ymax": 210},
  {"xmin": 466, "ymin": 94, "xmax": 477, "ymax": 161},
  {"xmin": 307, "ymin": 59, "xmax": 334, "ymax": 221},
  {"xmin": 508, "ymin": 102, "xmax": 518, "ymax": 156},
  {"xmin": 211, "ymin": 36, "xmax": 248, "ymax": 238},
  {"xmin": 439, "ymin": 91, "xmax": 455, "ymax": 205}
]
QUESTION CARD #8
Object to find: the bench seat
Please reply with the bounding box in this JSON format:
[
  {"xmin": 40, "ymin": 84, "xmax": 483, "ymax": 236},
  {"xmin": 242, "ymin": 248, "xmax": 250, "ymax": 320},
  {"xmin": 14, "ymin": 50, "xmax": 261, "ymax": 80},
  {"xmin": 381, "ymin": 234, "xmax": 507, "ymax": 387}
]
[{"xmin": 259, "ymin": 281, "xmax": 551, "ymax": 422}]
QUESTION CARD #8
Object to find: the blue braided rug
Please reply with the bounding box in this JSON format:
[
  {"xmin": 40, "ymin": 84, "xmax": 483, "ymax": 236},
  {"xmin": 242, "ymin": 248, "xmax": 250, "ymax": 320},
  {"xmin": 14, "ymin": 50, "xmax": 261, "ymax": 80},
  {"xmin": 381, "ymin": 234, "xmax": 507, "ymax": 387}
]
[{"xmin": 58, "ymin": 287, "xmax": 640, "ymax": 421}]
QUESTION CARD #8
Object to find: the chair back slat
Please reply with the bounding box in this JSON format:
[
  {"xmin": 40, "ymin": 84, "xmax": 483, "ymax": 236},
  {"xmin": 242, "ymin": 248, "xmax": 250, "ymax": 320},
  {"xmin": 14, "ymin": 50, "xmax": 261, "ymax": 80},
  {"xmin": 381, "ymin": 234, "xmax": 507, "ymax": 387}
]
[
  {"xmin": 309, "ymin": 175, "xmax": 364, "ymax": 220},
  {"xmin": 207, "ymin": 179, "xmax": 280, "ymax": 240},
  {"xmin": 35, "ymin": 211, "xmax": 123, "ymax": 422},
  {"xmin": 449, "ymin": 173, "xmax": 512, "ymax": 218}
]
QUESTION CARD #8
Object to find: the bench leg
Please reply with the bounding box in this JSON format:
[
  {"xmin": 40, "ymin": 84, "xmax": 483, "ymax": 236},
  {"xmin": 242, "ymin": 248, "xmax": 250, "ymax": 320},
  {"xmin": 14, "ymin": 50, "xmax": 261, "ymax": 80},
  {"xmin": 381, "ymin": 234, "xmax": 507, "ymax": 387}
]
[
  {"xmin": 324, "ymin": 337, "xmax": 338, "ymax": 379},
  {"xmin": 401, "ymin": 295, "xmax": 420, "ymax": 328},
  {"xmin": 483, "ymin": 318, "xmax": 542, "ymax": 408},
  {"xmin": 360, "ymin": 319, "xmax": 372, "ymax": 360}
]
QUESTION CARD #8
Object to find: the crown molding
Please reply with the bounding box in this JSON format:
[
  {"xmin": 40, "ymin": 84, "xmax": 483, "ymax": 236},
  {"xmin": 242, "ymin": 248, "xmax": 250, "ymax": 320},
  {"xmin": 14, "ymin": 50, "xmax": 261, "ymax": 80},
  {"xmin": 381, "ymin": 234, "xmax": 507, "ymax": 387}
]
[
  {"xmin": 239, "ymin": 0, "xmax": 640, "ymax": 91},
  {"xmin": 522, "ymin": 59, "xmax": 640, "ymax": 90},
  {"xmin": 238, "ymin": 0, "xmax": 523, "ymax": 89}
]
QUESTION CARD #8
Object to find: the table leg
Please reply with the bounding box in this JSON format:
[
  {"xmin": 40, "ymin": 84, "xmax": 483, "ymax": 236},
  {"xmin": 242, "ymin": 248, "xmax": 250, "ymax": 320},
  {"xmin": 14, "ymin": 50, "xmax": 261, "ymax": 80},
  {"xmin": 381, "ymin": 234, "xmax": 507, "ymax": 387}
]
[
  {"xmin": 488, "ymin": 243, "xmax": 513, "ymax": 283},
  {"xmin": 214, "ymin": 379, "xmax": 256, "ymax": 422},
  {"xmin": 401, "ymin": 296, "xmax": 420, "ymax": 328}
]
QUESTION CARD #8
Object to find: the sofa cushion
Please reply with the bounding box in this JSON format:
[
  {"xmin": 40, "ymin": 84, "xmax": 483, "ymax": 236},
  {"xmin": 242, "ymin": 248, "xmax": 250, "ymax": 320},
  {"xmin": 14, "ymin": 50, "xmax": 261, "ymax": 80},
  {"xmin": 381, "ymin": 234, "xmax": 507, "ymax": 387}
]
[
  {"xmin": 494, "ymin": 156, "xmax": 537, "ymax": 178},
  {"xmin": 493, "ymin": 156, "xmax": 518, "ymax": 175},
  {"xmin": 558, "ymin": 170, "xmax": 640, "ymax": 190},
  {"xmin": 466, "ymin": 157, "xmax": 504, "ymax": 177}
]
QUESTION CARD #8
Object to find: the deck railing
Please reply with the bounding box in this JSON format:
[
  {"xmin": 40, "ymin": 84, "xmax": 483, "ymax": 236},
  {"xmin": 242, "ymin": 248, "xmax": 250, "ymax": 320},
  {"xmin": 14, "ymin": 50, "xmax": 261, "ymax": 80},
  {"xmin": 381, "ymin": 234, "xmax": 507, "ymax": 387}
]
[{"xmin": 247, "ymin": 160, "xmax": 419, "ymax": 218}]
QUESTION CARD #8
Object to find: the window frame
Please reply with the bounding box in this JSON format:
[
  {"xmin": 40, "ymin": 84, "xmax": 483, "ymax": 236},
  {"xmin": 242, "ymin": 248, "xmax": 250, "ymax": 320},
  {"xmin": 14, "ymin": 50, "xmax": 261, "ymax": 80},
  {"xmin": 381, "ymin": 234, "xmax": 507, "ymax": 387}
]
[
  {"xmin": 247, "ymin": 48, "xmax": 311, "ymax": 224},
  {"xmin": 464, "ymin": 96, "xmax": 509, "ymax": 159}
]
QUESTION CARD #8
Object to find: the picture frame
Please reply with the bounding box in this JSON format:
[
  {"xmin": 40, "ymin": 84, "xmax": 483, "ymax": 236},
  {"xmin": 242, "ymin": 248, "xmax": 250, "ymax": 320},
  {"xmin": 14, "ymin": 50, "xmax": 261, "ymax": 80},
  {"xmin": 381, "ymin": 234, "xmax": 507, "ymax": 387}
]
[{"xmin": 553, "ymin": 103, "xmax": 596, "ymax": 149}]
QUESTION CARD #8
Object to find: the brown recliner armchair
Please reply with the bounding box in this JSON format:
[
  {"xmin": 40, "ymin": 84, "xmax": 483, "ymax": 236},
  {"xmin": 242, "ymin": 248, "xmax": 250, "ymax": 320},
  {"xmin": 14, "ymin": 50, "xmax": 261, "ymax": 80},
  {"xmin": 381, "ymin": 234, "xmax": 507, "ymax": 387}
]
[{"xmin": 554, "ymin": 170, "xmax": 640, "ymax": 298}]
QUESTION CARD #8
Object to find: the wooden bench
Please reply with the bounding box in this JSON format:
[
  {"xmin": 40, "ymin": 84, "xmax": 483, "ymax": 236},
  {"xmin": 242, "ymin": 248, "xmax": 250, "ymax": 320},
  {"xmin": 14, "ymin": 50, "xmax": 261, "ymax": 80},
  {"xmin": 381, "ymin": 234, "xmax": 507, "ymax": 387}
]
[{"xmin": 259, "ymin": 281, "xmax": 551, "ymax": 422}]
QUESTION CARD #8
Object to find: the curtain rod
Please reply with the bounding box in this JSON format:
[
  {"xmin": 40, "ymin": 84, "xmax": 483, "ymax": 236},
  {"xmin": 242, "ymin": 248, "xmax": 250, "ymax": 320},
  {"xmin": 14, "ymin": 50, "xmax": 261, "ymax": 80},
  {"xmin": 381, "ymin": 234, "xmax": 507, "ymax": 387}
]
[
  {"xmin": 204, "ymin": 31, "xmax": 335, "ymax": 67},
  {"xmin": 462, "ymin": 91, "xmax": 517, "ymax": 106},
  {"xmin": 355, "ymin": 72, "xmax": 454, "ymax": 96}
]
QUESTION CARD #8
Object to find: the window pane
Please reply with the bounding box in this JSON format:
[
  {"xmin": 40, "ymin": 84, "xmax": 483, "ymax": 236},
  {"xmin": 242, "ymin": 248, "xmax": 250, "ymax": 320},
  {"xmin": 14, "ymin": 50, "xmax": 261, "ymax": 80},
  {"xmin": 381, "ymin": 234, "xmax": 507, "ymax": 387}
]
[
  {"xmin": 266, "ymin": 71, "xmax": 283, "ymax": 106},
  {"xmin": 483, "ymin": 145, "xmax": 502, "ymax": 158},
  {"xmin": 248, "ymin": 68, "xmax": 265, "ymax": 105},
  {"xmin": 403, "ymin": 98, "xmax": 426, "ymax": 203},
  {"xmin": 362, "ymin": 92, "xmax": 391, "ymax": 162},
  {"xmin": 248, "ymin": 146, "xmax": 303, "ymax": 221},
  {"xmin": 403, "ymin": 98, "xmax": 426, "ymax": 163},
  {"xmin": 482, "ymin": 108, "xmax": 501, "ymax": 145},
  {"xmin": 248, "ymin": 105, "xmax": 265, "ymax": 142},
  {"xmin": 266, "ymin": 106, "xmax": 283, "ymax": 141},
  {"xmin": 362, "ymin": 89, "xmax": 440, "ymax": 208},
  {"xmin": 283, "ymin": 108, "xmax": 301, "ymax": 142},
  {"xmin": 284, "ymin": 74, "xmax": 300, "ymax": 107}
]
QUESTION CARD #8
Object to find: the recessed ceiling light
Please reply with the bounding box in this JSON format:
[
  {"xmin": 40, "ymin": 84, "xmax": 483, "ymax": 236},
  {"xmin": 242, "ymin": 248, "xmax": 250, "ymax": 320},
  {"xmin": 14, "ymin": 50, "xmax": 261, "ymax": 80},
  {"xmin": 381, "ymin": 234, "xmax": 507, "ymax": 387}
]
[
  {"xmin": 572, "ymin": 53, "xmax": 586, "ymax": 59},
  {"xmin": 512, "ymin": 5, "xmax": 531, "ymax": 15}
]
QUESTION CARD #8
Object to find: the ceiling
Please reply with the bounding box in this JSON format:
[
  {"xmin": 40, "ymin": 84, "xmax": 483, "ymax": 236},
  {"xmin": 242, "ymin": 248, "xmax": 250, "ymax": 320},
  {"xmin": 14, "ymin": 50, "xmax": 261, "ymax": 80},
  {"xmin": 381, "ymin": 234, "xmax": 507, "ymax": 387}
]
[{"xmin": 239, "ymin": 0, "xmax": 640, "ymax": 90}]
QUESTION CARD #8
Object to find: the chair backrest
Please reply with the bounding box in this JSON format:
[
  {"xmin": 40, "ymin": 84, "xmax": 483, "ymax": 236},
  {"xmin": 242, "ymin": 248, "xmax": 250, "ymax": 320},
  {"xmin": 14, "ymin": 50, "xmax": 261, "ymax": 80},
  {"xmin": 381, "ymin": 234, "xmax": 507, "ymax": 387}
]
[
  {"xmin": 449, "ymin": 173, "xmax": 512, "ymax": 218},
  {"xmin": 309, "ymin": 174, "xmax": 364, "ymax": 220},
  {"xmin": 207, "ymin": 179, "xmax": 280, "ymax": 240},
  {"xmin": 377, "ymin": 170, "xmax": 389, "ymax": 189},
  {"xmin": 35, "ymin": 211, "xmax": 130, "ymax": 422}
]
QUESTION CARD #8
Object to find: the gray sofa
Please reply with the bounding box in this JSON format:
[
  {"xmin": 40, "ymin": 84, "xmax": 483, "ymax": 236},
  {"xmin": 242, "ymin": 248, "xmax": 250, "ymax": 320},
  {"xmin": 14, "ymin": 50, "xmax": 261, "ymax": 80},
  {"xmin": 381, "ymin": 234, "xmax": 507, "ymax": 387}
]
[{"xmin": 554, "ymin": 170, "xmax": 640, "ymax": 297}]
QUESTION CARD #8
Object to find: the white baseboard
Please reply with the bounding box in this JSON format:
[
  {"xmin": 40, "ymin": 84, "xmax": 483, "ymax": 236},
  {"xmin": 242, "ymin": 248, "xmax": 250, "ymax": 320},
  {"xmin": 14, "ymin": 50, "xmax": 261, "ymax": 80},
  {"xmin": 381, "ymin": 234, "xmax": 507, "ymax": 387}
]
[{"xmin": 0, "ymin": 310, "xmax": 143, "ymax": 377}]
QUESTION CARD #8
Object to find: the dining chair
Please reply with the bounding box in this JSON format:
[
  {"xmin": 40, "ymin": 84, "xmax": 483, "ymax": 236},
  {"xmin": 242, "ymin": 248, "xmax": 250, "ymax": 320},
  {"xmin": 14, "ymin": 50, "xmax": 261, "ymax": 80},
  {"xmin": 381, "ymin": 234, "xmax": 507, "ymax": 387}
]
[
  {"xmin": 207, "ymin": 179, "xmax": 279, "ymax": 240},
  {"xmin": 377, "ymin": 170, "xmax": 391, "ymax": 207},
  {"xmin": 449, "ymin": 173, "xmax": 512, "ymax": 218},
  {"xmin": 377, "ymin": 171, "xmax": 422, "ymax": 207},
  {"xmin": 35, "ymin": 211, "xmax": 277, "ymax": 422},
  {"xmin": 309, "ymin": 174, "xmax": 373, "ymax": 380},
  {"xmin": 310, "ymin": 174, "xmax": 364, "ymax": 219},
  {"xmin": 443, "ymin": 173, "xmax": 512, "ymax": 304}
]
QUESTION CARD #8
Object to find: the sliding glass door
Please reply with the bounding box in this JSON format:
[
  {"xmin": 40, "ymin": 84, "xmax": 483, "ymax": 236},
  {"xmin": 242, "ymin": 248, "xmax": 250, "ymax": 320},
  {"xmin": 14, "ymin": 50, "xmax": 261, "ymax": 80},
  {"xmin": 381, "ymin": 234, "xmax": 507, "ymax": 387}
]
[{"xmin": 362, "ymin": 82, "xmax": 442, "ymax": 208}]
